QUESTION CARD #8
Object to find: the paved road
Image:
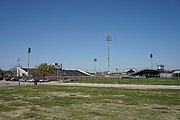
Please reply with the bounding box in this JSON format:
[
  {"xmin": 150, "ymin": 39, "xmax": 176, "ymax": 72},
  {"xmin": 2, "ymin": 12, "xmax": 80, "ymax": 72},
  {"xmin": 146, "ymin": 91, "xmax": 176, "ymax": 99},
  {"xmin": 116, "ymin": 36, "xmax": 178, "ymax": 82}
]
[
  {"xmin": 54, "ymin": 83, "xmax": 180, "ymax": 89},
  {"xmin": 1, "ymin": 81, "xmax": 180, "ymax": 89},
  {"xmin": 0, "ymin": 80, "xmax": 33, "ymax": 86}
]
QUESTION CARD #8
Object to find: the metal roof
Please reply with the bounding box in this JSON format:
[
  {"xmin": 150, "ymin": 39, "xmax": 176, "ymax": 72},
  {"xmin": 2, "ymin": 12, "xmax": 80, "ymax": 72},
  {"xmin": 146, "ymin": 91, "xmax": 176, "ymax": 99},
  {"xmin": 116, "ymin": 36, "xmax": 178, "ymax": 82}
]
[{"xmin": 173, "ymin": 70, "xmax": 180, "ymax": 74}]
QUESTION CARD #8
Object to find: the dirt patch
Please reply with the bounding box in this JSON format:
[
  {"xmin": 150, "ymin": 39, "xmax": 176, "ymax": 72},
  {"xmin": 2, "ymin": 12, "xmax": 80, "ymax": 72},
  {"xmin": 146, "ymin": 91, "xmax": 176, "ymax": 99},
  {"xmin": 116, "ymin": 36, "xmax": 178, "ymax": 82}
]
[
  {"xmin": 104, "ymin": 99, "xmax": 124, "ymax": 103},
  {"xmin": 57, "ymin": 83, "xmax": 180, "ymax": 89},
  {"xmin": 2, "ymin": 106, "xmax": 31, "ymax": 118},
  {"xmin": 34, "ymin": 105, "xmax": 68, "ymax": 119},
  {"xmin": 0, "ymin": 100, "xmax": 12, "ymax": 105},
  {"xmin": 47, "ymin": 91, "xmax": 91, "ymax": 98},
  {"xmin": 26, "ymin": 96, "xmax": 41, "ymax": 100}
]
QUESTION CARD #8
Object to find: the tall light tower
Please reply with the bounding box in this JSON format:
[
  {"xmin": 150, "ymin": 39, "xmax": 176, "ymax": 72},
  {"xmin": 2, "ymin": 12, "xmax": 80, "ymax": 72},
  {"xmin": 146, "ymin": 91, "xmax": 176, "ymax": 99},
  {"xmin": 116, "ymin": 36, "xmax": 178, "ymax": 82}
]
[
  {"xmin": 17, "ymin": 57, "xmax": 21, "ymax": 86},
  {"xmin": 94, "ymin": 58, "xmax": 97, "ymax": 76},
  {"xmin": 17, "ymin": 57, "xmax": 21, "ymax": 77},
  {"xmin": 54, "ymin": 63, "xmax": 59, "ymax": 76},
  {"xmin": 28, "ymin": 48, "xmax": 31, "ymax": 76},
  {"xmin": 105, "ymin": 33, "xmax": 112, "ymax": 74},
  {"xmin": 150, "ymin": 53, "xmax": 153, "ymax": 69}
]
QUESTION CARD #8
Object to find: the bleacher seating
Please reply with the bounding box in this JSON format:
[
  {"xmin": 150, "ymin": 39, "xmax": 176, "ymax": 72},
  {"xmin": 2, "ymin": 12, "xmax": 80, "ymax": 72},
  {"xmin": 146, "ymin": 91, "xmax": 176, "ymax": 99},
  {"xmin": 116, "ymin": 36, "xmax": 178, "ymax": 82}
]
[{"xmin": 62, "ymin": 69, "xmax": 90, "ymax": 76}]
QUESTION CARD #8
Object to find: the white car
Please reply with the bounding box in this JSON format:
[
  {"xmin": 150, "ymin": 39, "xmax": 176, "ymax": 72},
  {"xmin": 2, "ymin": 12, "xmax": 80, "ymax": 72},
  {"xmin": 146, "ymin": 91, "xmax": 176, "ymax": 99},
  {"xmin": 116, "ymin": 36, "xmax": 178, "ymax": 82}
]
[
  {"xmin": 27, "ymin": 79, "xmax": 35, "ymax": 83},
  {"xmin": 19, "ymin": 78, "xmax": 26, "ymax": 82}
]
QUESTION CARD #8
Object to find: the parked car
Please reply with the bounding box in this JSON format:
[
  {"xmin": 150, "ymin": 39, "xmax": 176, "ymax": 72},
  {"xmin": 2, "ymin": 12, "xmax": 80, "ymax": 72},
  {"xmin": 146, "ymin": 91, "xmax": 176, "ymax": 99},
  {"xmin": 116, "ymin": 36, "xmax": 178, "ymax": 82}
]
[
  {"xmin": 27, "ymin": 79, "xmax": 35, "ymax": 83},
  {"xmin": 5, "ymin": 77, "xmax": 11, "ymax": 81},
  {"xmin": 44, "ymin": 79, "xmax": 50, "ymax": 82},
  {"xmin": 39, "ymin": 79, "xmax": 44, "ymax": 83},
  {"xmin": 10, "ymin": 78, "xmax": 19, "ymax": 81},
  {"xmin": 39, "ymin": 79, "xmax": 50, "ymax": 83},
  {"xmin": 63, "ymin": 77, "xmax": 74, "ymax": 83},
  {"xmin": 19, "ymin": 78, "xmax": 27, "ymax": 82}
]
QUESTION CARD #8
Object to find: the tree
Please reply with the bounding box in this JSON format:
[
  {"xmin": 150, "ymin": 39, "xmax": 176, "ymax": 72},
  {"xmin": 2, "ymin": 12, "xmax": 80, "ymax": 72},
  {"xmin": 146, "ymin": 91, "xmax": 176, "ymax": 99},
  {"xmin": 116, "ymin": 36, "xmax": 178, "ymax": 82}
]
[
  {"xmin": 33, "ymin": 63, "xmax": 55, "ymax": 79},
  {"xmin": 0, "ymin": 69, "xmax": 4, "ymax": 80}
]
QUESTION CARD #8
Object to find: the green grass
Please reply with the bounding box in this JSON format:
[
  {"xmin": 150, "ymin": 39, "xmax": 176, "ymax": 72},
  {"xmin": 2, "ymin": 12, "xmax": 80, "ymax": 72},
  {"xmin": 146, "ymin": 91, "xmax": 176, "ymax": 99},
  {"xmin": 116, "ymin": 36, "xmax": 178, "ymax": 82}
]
[
  {"xmin": 75, "ymin": 77, "xmax": 180, "ymax": 85},
  {"xmin": 0, "ymin": 105, "xmax": 16, "ymax": 112},
  {"xmin": 0, "ymin": 85, "xmax": 180, "ymax": 120}
]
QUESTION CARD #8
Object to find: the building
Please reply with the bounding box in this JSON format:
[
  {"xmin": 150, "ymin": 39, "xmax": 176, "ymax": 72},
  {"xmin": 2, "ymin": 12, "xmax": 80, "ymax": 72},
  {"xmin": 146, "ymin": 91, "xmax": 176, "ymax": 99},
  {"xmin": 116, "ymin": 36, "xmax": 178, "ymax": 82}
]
[
  {"xmin": 131, "ymin": 69, "xmax": 160, "ymax": 78},
  {"xmin": 172, "ymin": 70, "xmax": 180, "ymax": 77}
]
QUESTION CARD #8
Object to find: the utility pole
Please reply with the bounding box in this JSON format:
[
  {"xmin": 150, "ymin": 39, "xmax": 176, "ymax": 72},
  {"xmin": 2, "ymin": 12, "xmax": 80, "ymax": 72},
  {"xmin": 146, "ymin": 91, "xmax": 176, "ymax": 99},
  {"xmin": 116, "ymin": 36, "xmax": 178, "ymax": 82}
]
[{"xmin": 105, "ymin": 34, "xmax": 112, "ymax": 74}]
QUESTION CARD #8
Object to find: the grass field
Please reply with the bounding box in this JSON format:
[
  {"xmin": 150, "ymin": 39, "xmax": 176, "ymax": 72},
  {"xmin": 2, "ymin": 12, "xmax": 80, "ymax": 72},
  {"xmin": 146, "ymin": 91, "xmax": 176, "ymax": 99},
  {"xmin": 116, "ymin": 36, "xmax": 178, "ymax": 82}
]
[
  {"xmin": 0, "ymin": 85, "xmax": 180, "ymax": 120},
  {"xmin": 75, "ymin": 77, "xmax": 180, "ymax": 85}
]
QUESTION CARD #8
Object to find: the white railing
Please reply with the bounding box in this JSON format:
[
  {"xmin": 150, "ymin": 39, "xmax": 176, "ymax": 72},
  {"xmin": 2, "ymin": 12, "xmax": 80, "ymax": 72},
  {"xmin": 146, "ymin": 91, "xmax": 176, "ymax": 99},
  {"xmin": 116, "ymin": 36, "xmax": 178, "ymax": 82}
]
[{"xmin": 77, "ymin": 69, "xmax": 92, "ymax": 76}]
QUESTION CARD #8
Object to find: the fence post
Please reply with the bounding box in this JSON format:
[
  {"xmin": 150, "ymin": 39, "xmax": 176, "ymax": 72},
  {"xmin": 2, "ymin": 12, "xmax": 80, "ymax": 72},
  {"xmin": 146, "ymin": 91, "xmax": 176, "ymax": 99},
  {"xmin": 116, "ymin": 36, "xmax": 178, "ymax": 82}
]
[
  {"xmin": 178, "ymin": 74, "xmax": 179, "ymax": 83},
  {"xmin": 129, "ymin": 78, "xmax": 131, "ymax": 83}
]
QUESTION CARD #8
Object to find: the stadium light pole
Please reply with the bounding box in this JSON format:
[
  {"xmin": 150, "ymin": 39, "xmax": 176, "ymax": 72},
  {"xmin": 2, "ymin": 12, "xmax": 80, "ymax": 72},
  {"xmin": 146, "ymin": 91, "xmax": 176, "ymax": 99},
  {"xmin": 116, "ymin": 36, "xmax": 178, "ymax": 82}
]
[
  {"xmin": 54, "ymin": 63, "xmax": 59, "ymax": 76},
  {"xmin": 54, "ymin": 63, "xmax": 60, "ymax": 82},
  {"xmin": 150, "ymin": 53, "xmax": 153, "ymax": 69},
  {"xmin": 94, "ymin": 58, "xmax": 97, "ymax": 77},
  {"xmin": 105, "ymin": 34, "xmax": 112, "ymax": 74},
  {"xmin": 17, "ymin": 57, "xmax": 21, "ymax": 86},
  {"xmin": 28, "ymin": 48, "xmax": 31, "ymax": 76}
]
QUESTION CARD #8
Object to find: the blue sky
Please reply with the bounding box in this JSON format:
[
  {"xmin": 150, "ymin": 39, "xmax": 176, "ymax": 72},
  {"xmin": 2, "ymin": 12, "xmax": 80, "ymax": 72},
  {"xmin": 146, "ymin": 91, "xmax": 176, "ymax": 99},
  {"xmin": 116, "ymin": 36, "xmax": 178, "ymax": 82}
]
[{"xmin": 0, "ymin": 0, "xmax": 180, "ymax": 72}]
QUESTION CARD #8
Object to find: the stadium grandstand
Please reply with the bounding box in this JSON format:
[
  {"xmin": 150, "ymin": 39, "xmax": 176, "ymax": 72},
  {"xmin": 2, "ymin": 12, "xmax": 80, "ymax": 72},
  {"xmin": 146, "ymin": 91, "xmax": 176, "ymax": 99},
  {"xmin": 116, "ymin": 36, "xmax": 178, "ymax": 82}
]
[{"xmin": 16, "ymin": 67, "xmax": 91, "ymax": 77}]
